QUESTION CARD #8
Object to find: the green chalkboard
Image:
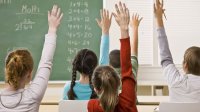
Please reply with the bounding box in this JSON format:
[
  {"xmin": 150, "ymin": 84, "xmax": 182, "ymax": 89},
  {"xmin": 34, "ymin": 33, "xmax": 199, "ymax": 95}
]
[{"xmin": 0, "ymin": 0, "xmax": 102, "ymax": 81}]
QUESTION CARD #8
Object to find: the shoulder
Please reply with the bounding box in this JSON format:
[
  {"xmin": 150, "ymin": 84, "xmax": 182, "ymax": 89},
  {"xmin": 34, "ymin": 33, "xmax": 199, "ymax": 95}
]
[
  {"xmin": 88, "ymin": 99, "xmax": 101, "ymax": 111},
  {"xmin": 163, "ymin": 64, "xmax": 179, "ymax": 75},
  {"xmin": 63, "ymin": 81, "xmax": 72, "ymax": 91},
  {"xmin": 131, "ymin": 55, "xmax": 138, "ymax": 61},
  {"xmin": 164, "ymin": 64, "xmax": 185, "ymax": 87},
  {"xmin": 131, "ymin": 56, "xmax": 138, "ymax": 69}
]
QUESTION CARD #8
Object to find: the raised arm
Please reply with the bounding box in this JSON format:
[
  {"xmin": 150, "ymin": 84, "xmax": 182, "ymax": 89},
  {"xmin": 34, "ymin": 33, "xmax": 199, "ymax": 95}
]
[
  {"xmin": 113, "ymin": 2, "xmax": 137, "ymax": 110},
  {"xmin": 130, "ymin": 13, "xmax": 142, "ymax": 57},
  {"xmin": 96, "ymin": 9, "xmax": 112, "ymax": 65},
  {"xmin": 154, "ymin": 0, "xmax": 173, "ymax": 68},
  {"xmin": 28, "ymin": 5, "xmax": 63, "ymax": 101}
]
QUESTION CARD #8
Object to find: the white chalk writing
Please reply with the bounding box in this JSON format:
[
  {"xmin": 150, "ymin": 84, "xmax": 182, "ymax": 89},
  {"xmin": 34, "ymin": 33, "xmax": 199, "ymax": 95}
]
[
  {"xmin": 0, "ymin": 0, "xmax": 11, "ymax": 4},
  {"xmin": 16, "ymin": 5, "xmax": 43, "ymax": 15},
  {"xmin": 15, "ymin": 19, "xmax": 35, "ymax": 31}
]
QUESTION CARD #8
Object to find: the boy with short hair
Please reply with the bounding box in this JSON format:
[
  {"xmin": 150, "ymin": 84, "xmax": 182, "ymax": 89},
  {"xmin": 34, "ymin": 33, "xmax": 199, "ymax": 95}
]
[{"xmin": 155, "ymin": 0, "xmax": 200, "ymax": 102}]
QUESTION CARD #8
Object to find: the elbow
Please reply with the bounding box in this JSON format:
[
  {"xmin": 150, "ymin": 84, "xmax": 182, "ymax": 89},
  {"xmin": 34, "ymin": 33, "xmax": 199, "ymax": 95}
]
[{"xmin": 161, "ymin": 59, "xmax": 173, "ymax": 68}]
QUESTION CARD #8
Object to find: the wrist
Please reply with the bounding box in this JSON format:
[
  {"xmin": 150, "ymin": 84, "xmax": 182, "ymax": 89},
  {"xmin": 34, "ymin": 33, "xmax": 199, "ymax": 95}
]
[
  {"xmin": 133, "ymin": 27, "xmax": 139, "ymax": 32},
  {"xmin": 102, "ymin": 31, "xmax": 109, "ymax": 36},
  {"xmin": 120, "ymin": 29, "xmax": 129, "ymax": 39},
  {"xmin": 156, "ymin": 18, "xmax": 164, "ymax": 27},
  {"xmin": 48, "ymin": 27, "xmax": 57, "ymax": 34}
]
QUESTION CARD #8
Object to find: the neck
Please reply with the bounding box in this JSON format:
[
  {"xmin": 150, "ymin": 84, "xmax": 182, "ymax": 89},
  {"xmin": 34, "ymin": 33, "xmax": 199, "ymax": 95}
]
[
  {"xmin": 79, "ymin": 74, "xmax": 89, "ymax": 84},
  {"xmin": 5, "ymin": 80, "xmax": 26, "ymax": 91}
]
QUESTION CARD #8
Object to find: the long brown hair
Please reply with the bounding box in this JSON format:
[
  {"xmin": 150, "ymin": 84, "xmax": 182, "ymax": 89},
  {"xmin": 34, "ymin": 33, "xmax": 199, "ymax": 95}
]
[
  {"xmin": 92, "ymin": 66, "xmax": 120, "ymax": 112},
  {"xmin": 67, "ymin": 49, "xmax": 98, "ymax": 100},
  {"xmin": 5, "ymin": 49, "xmax": 33, "ymax": 90}
]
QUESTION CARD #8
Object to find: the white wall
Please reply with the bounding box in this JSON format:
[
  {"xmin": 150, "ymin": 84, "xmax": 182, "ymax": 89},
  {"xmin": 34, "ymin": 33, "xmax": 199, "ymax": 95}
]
[{"xmin": 104, "ymin": 0, "xmax": 200, "ymax": 81}]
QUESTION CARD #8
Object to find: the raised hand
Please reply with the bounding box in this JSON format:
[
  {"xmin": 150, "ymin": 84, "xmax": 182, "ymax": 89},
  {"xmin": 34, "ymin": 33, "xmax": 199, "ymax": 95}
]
[
  {"xmin": 154, "ymin": 0, "xmax": 165, "ymax": 27},
  {"xmin": 130, "ymin": 13, "xmax": 143, "ymax": 30},
  {"xmin": 96, "ymin": 9, "xmax": 112, "ymax": 35},
  {"xmin": 130, "ymin": 13, "xmax": 143, "ymax": 56},
  {"xmin": 48, "ymin": 5, "xmax": 63, "ymax": 34},
  {"xmin": 113, "ymin": 2, "xmax": 130, "ymax": 38}
]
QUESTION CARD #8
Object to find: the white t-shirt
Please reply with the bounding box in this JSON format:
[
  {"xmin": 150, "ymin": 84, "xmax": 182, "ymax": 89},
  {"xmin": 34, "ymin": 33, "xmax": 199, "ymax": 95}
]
[
  {"xmin": 164, "ymin": 64, "xmax": 200, "ymax": 102},
  {"xmin": 0, "ymin": 33, "xmax": 57, "ymax": 112},
  {"xmin": 157, "ymin": 27, "xmax": 200, "ymax": 102}
]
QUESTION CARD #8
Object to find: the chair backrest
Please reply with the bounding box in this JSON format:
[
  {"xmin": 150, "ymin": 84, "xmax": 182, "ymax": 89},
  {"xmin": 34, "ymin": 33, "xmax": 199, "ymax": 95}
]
[
  {"xmin": 59, "ymin": 100, "xmax": 88, "ymax": 112},
  {"xmin": 159, "ymin": 102, "xmax": 200, "ymax": 112}
]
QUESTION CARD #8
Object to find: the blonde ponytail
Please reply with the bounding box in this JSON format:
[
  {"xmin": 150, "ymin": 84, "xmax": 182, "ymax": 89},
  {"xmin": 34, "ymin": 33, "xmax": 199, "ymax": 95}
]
[
  {"xmin": 5, "ymin": 49, "xmax": 33, "ymax": 90},
  {"xmin": 92, "ymin": 66, "xmax": 120, "ymax": 112}
]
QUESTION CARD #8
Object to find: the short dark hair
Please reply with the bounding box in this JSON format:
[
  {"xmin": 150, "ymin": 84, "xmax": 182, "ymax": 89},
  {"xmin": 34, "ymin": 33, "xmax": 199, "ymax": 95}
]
[
  {"xmin": 183, "ymin": 46, "xmax": 200, "ymax": 76},
  {"xmin": 109, "ymin": 50, "xmax": 120, "ymax": 68}
]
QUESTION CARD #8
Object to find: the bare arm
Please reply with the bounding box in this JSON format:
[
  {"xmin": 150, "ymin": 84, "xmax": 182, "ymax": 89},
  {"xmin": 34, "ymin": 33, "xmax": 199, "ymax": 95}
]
[
  {"xmin": 130, "ymin": 13, "xmax": 143, "ymax": 56},
  {"xmin": 113, "ymin": 2, "xmax": 130, "ymax": 38},
  {"xmin": 96, "ymin": 9, "xmax": 112, "ymax": 65}
]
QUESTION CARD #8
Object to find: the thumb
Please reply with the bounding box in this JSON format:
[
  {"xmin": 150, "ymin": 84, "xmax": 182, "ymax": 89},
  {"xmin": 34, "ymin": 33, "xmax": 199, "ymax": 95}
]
[
  {"xmin": 112, "ymin": 12, "xmax": 117, "ymax": 18},
  {"xmin": 95, "ymin": 18, "xmax": 101, "ymax": 27}
]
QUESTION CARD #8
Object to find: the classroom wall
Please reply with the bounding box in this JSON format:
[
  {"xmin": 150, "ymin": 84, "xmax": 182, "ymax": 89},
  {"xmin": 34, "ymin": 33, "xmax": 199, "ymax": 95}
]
[{"xmin": 105, "ymin": 0, "xmax": 200, "ymax": 65}]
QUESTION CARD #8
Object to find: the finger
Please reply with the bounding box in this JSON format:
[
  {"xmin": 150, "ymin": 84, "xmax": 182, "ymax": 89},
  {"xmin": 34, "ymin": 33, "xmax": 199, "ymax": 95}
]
[
  {"xmin": 139, "ymin": 17, "xmax": 143, "ymax": 23},
  {"xmin": 161, "ymin": 0, "xmax": 164, "ymax": 8},
  {"xmin": 56, "ymin": 8, "xmax": 61, "ymax": 18},
  {"xmin": 52, "ymin": 5, "xmax": 57, "ymax": 16},
  {"xmin": 100, "ymin": 9, "xmax": 103, "ymax": 20},
  {"xmin": 119, "ymin": 2, "xmax": 124, "ymax": 13},
  {"xmin": 158, "ymin": 0, "xmax": 161, "ymax": 5},
  {"xmin": 137, "ymin": 14, "xmax": 139, "ymax": 20},
  {"xmin": 58, "ymin": 13, "xmax": 63, "ymax": 22},
  {"xmin": 112, "ymin": 12, "xmax": 117, "ymax": 18},
  {"xmin": 110, "ymin": 13, "xmax": 113, "ymax": 21},
  {"xmin": 48, "ymin": 11, "xmax": 50, "ymax": 19},
  {"xmin": 95, "ymin": 18, "xmax": 101, "ymax": 27},
  {"xmin": 163, "ymin": 9, "xmax": 166, "ymax": 12},
  {"xmin": 156, "ymin": 0, "xmax": 160, "ymax": 8},
  {"xmin": 134, "ymin": 13, "xmax": 137, "ymax": 20},
  {"xmin": 106, "ymin": 10, "xmax": 109, "ymax": 18},
  {"xmin": 154, "ymin": 3, "xmax": 156, "ymax": 13},
  {"xmin": 103, "ymin": 9, "xmax": 106, "ymax": 19},
  {"xmin": 123, "ymin": 3, "xmax": 127, "ymax": 11},
  {"xmin": 127, "ymin": 8, "xmax": 130, "ymax": 20},
  {"xmin": 132, "ymin": 13, "xmax": 134, "ymax": 20},
  {"xmin": 115, "ymin": 4, "xmax": 120, "ymax": 14}
]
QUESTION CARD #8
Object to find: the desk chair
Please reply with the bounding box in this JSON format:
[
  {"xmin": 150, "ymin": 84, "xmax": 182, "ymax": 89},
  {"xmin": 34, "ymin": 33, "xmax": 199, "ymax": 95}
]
[
  {"xmin": 59, "ymin": 100, "xmax": 88, "ymax": 112},
  {"xmin": 159, "ymin": 102, "xmax": 200, "ymax": 112}
]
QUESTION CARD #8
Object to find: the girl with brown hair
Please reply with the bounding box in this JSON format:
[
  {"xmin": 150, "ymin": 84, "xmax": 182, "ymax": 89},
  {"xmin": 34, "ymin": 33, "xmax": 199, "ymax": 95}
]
[{"xmin": 0, "ymin": 5, "xmax": 63, "ymax": 111}]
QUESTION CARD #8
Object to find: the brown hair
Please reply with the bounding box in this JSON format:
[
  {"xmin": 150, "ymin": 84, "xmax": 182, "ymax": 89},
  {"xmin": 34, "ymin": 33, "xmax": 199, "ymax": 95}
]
[
  {"xmin": 183, "ymin": 46, "xmax": 200, "ymax": 76},
  {"xmin": 5, "ymin": 49, "xmax": 34, "ymax": 90},
  {"xmin": 92, "ymin": 66, "xmax": 120, "ymax": 112},
  {"xmin": 109, "ymin": 50, "xmax": 120, "ymax": 68},
  {"xmin": 67, "ymin": 49, "xmax": 98, "ymax": 100}
]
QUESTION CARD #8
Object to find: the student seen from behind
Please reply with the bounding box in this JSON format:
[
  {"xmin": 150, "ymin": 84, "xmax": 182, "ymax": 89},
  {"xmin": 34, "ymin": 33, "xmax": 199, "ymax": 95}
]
[
  {"xmin": 63, "ymin": 49, "xmax": 98, "ymax": 100},
  {"xmin": 96, "ymin": 5, "xmax": 142, "ymax": 104},
  {"xmin": 0, "ymin": 5, "xmax": 63, "ymax": 111},
  {"xmin": 87, "ymin": 2, "xmax": 138, "ymax": 112},
  {"xmin": 96, "ymin": 8, "xmax": 142, "ymax": 84},
  {"xmin": 155, "ymin": 0, "xmax": 200, "ymax": 102}
]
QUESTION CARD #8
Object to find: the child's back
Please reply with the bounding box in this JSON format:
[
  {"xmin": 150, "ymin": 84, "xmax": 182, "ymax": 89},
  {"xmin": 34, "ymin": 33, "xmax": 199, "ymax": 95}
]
[
  {"xmin": 0, "ymin": 5, "xmax": 63, "ymax": 111},
  {"xmin": 162, "ymin": 47, "xmax": 200, "ymax": 102},
  {"xmin": 63, "ymin": 49, "xmax": 98, "ymax": 100},
  {"xmin": 154, "ymin": 0, "xmax": 200, "ymax": 102}
]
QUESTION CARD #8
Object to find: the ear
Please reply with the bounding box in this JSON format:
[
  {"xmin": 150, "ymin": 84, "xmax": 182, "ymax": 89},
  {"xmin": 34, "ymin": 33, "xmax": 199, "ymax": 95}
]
[
  {"xmin": 25, "ymin": 71, "xmax": 32, "ymax": 84},
  {"xmin": 183, "ymin": 62, "xmax": 188, "ymax": 73}
]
